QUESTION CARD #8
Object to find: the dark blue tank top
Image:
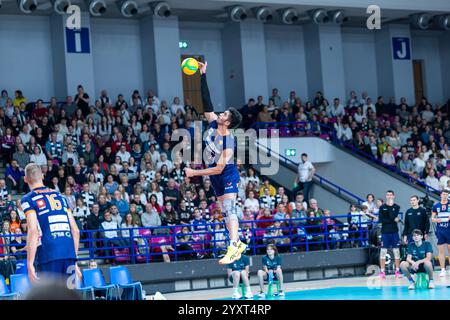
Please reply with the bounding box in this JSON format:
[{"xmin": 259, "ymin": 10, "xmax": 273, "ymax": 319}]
[{"xmin": 205, "ymin": 120, "xmax": 238, "ymax": 177}]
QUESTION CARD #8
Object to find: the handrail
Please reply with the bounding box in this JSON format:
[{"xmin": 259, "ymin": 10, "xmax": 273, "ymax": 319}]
[
  {"xmin": 0, "ymin": 214, "xmax": 385, "ymax": 263},
  {"xmin": 255, "ymin": 140, "xmax": 365, "ymax": 204},
  {"xmin": 252, "ymin": 120, "xmax": 441, "ymax": 196}
]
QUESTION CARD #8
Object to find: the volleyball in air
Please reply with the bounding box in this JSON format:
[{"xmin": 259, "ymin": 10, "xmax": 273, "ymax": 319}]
[{"xmin": 181, "ymin": 58, "xmax": 199, "ymax": 75}]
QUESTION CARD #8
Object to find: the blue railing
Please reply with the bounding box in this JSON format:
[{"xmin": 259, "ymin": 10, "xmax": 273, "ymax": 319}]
[
  {"xmin": 0, "ymin": 214, "xmax": 383, "ymax": 263},
  {"xmin": 255, "ymin": 140, "xmax": 365, "ymax": 205},
  {"xmin": 252, "ymin": 121, "xmax": 441, "ymax": 196}
]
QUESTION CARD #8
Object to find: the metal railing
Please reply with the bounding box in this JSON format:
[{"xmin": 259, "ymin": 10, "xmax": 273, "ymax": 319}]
[
  {"xmin": 252, "ymin": 121, "xmax": 441, "ymax": 196},
  {"xmin": 0, "ymin": 214, "xmax": 386, "ymax": 264},
  {"xmin": 255, "ymin": 139, "xmax": 365, "ymax": 205}
]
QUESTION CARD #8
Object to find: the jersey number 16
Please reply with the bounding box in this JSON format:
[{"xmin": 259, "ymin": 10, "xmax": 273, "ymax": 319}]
[{"xmin": 45, "ymin": 194, "xmax": 62, "ymax": 211}]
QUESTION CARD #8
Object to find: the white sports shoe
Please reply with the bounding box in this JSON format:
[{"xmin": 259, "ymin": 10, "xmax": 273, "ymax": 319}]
[
  {"xmin": 258, "ymin": 291, "xmax": 265, "ymax": 298},
  {"xmin": 428, "ymin": 281, "xmax": 435, "ymax": 289},
  {"xmin": 440, "ymin": 269, "xmax": 446, "ymax": 277},
  {"xmin": 232, "ymin": 291, "xmax": 242, "ymax": 300},
  {"xmin": 408, "ymin": 282, "xmax": 415, "ymax": 290},
  {"xmin": 244, "ymin": 290, "xmax": 254, "ymax": 299}
]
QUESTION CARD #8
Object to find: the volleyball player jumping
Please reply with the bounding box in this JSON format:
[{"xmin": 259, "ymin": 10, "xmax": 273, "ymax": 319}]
[{"xmin": 184, "ymin": 61, "xmax": 246, "ymax": 265}]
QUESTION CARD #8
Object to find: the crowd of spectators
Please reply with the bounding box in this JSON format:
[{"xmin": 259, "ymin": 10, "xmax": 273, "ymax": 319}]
[
  {"xmin": 239, "ymin": 88, "xmax": 450, "ymax": 192},
  {"xmin": 0, "ymin": 86, "xmax": 393, "ymax": 263}
]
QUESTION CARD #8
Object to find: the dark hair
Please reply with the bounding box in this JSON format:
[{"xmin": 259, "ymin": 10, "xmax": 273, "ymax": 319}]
[
  {"xmin": 386, "ymin": 190, "xmax": 395, "ymax": 195},
  {"xmin": 412, "ymin": 229, "xmax": 423, "ymax": 236},
  {"xmin": 227, "ymin": 107, "xmax": 242, "ymax": 129},
  {"xmin": 410, "ymin": 195, "xmax": 419, "ymax": 201}
]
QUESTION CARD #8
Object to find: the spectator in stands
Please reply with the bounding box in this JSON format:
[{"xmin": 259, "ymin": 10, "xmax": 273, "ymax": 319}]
[
  {"xmin": 9, "ymin": 227, "xmax": 27, "ymax": 260},
  {"xmin": 263, "ymin": 219, "xmax": 290, "ymax": 248},
  {"xmin": 244, "ymin": 190, "xmax": 259, "ymax": 214},
  {"xmin": 120, "ymin": 213, "xmax": 139, "ymax": 241},
  {"xmin": 397, "ymin": 153, "xmax": 414, "ymax": 176},
  {"xmin": 74, "ymin": 85, "xmax": 90, "ymax": 117},
  {"xmin": 290, "ymin": 202, "xmax": 307, "ymax": 226},
  {"xmin": 359, "ymin": 194, "xmax": 375, "ymax": 215},
  {"xmin": 439, "ymin": 168, "xmax": 450, "ymax": 190},
  {"xmin": 258, "ymin": 179, "xmax": 276, "ymax": 197},
  {"xmin": 327, "ymin": 98, "xmax": 345, "ymax": 118},
  {"xmin": 305, "ymin": 210, "xmax": 324, "ymax": 249},
  {"xmin": 425, "ymin": 169, "xmax": 440, "ymax": 191},
  {"xmin": 413, "ymin": 152, "xmax": 426, "ymax": 178},
  {"xmin": 273, "ymin": 204, "xmax": 287, "ymax": 221},
  {"xmin": 6, "ymin": 160, "xmax": 25, "ymax": 194},
  {"xmin": 257, "ymin": 208, "xmax": 273, "ymax": 229},
  {"xmin": 141, "ymin": 203, "xmax": 161, "ymax": 229},
  {"xmin": 191, "ymin": 208, "xmax": 207, "ymax": 238},
  {"xmin": 12, "ymin": 144, "xmax": 29, "ymax": 170},
  {"xmin": 270, "ymin": 88, "xmax": 282, "ymax": 107},
  {"xmin": 100, "ymin": 210, "xmax": 129, "ymax": 261},
  {"xmin": 382, "ymin": 145, "xmax": 396, "ymax": 166},
  {"xmin": 259, "ymin": 187, "xmax": 276, "ymax": 210},
  {"xmin": 307, "ymin": 198, "xmax": 323, "ymax": 217},
  {"xmin": 13, "ymin": 90, "xmax": 27, "ymax": 108},
  {"xmin": 1, "ymin": 127, "xmax": 15, "ymax": 166}
]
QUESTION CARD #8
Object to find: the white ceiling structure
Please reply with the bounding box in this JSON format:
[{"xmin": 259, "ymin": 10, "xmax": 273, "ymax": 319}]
[{"xmin": 1, "ymin": 0, "xmax": 450, "ymax": 28}]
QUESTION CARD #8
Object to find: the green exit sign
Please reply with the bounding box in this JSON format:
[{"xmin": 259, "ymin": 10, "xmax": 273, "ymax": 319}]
[{"xmin": 285, "ymin": 148, "xmax": 296, "ymax": 157}]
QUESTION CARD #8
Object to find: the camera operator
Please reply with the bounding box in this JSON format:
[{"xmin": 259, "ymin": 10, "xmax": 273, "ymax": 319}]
[{"xmin": 402, "ymin": 195, "xmax": 430, "ymax": 244}]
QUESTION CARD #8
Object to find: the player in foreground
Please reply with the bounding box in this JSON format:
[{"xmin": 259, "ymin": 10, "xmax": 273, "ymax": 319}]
[
  {"xmin": 399, "ymin": 229, "xmax": 434, "ymax": 290},
  {"xmin": 431, "ymin": 188, "xmax": 450, "ymax": 277},
  {"xmin": 184, "ymin": 61, "xmax": 246, "ymax": 265},
  {"xmin": 22, "ymin": 163, "xmax": 80, "ymax": 284}
]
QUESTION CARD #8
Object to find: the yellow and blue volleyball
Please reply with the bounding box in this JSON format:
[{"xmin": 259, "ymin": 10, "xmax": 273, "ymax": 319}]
[{"xmin": 181, "ymin": 58, "xmax": 199, "ymax": 75}]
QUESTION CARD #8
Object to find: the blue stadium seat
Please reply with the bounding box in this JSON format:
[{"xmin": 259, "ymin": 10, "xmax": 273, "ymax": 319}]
[
  {"xmin": 0, "ymin": 275, "xmax": 17, "ymax": 300},
  {"xmin": 75, "ymin": 274, "xmax": 95, "ymax": 300},
  {"xmin": 82, "ymin": 268, "xmax": 116, "ymax": 300},
  {"xmin": 109, "ymin": 266, "xmax": 144, "ymax": 300},
  {"xmin": 9, "ymin": 274, "xmax": 31, "ymax": 298}
]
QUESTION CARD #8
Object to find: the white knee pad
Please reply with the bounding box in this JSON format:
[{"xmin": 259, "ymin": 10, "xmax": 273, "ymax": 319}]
[
  {"xmin": 380, "ymin": 248, "xmax": 388, "ymax": 260},
  {"xmin": 393, "ymin": 248, "xmax": 400, "ymax": 260},
  {"xmin": 222, "ymin": 198, "xmax": 238, "ymax": 223}
]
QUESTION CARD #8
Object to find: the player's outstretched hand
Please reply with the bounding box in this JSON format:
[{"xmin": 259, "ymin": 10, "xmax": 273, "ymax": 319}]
[
  {"xmin": 184, "ymin": 167, "xmax": 195, "ymax": 178},
  {"xmin": 198, "ymin": 61, "xmax": 207, "ymax": 74},
  {"xmin": 28, "ymin": 264, "xmax": 39, "ymax": 284}
]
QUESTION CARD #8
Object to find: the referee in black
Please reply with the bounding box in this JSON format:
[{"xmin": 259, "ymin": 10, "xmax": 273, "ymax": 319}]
[{"xmin": 402, "ymin": 195, "xmax": 430, "ymax": 244}]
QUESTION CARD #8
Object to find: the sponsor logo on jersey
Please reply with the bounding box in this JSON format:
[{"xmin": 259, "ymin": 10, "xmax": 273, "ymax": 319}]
[{"xmin": 36, "ymin": 199, "xmax": 46, "ymax": 209}]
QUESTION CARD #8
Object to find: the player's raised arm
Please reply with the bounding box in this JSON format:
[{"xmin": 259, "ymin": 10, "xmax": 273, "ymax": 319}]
[
  {"xmin": 185, "ymin": 148, "xmax": 232, "ymax": 177},
  {"xmin": 199, "ymin": 61, "xmax": 218, "ymax": 123}
]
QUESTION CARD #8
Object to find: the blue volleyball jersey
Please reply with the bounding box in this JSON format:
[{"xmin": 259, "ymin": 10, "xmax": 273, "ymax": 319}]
[
  {"xmin": 21, "ymin": 186, "xmax": 76, "ymax": 264},
  {"xmin": 229, "ymin": 255, "xmax": 250, "ymax": 271},
  {"xmin": 433, "ymin": 202, "xmax": 450, "ymax": 230},
  {"xmin": 204, "ymin": 120, "xmax": 238, "ymax": 177}
]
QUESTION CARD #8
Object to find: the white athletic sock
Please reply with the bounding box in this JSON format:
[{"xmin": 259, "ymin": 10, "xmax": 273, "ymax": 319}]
[{"xmin": 380, "ymin": 269, "xmax": 385, "ymax": 273}]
